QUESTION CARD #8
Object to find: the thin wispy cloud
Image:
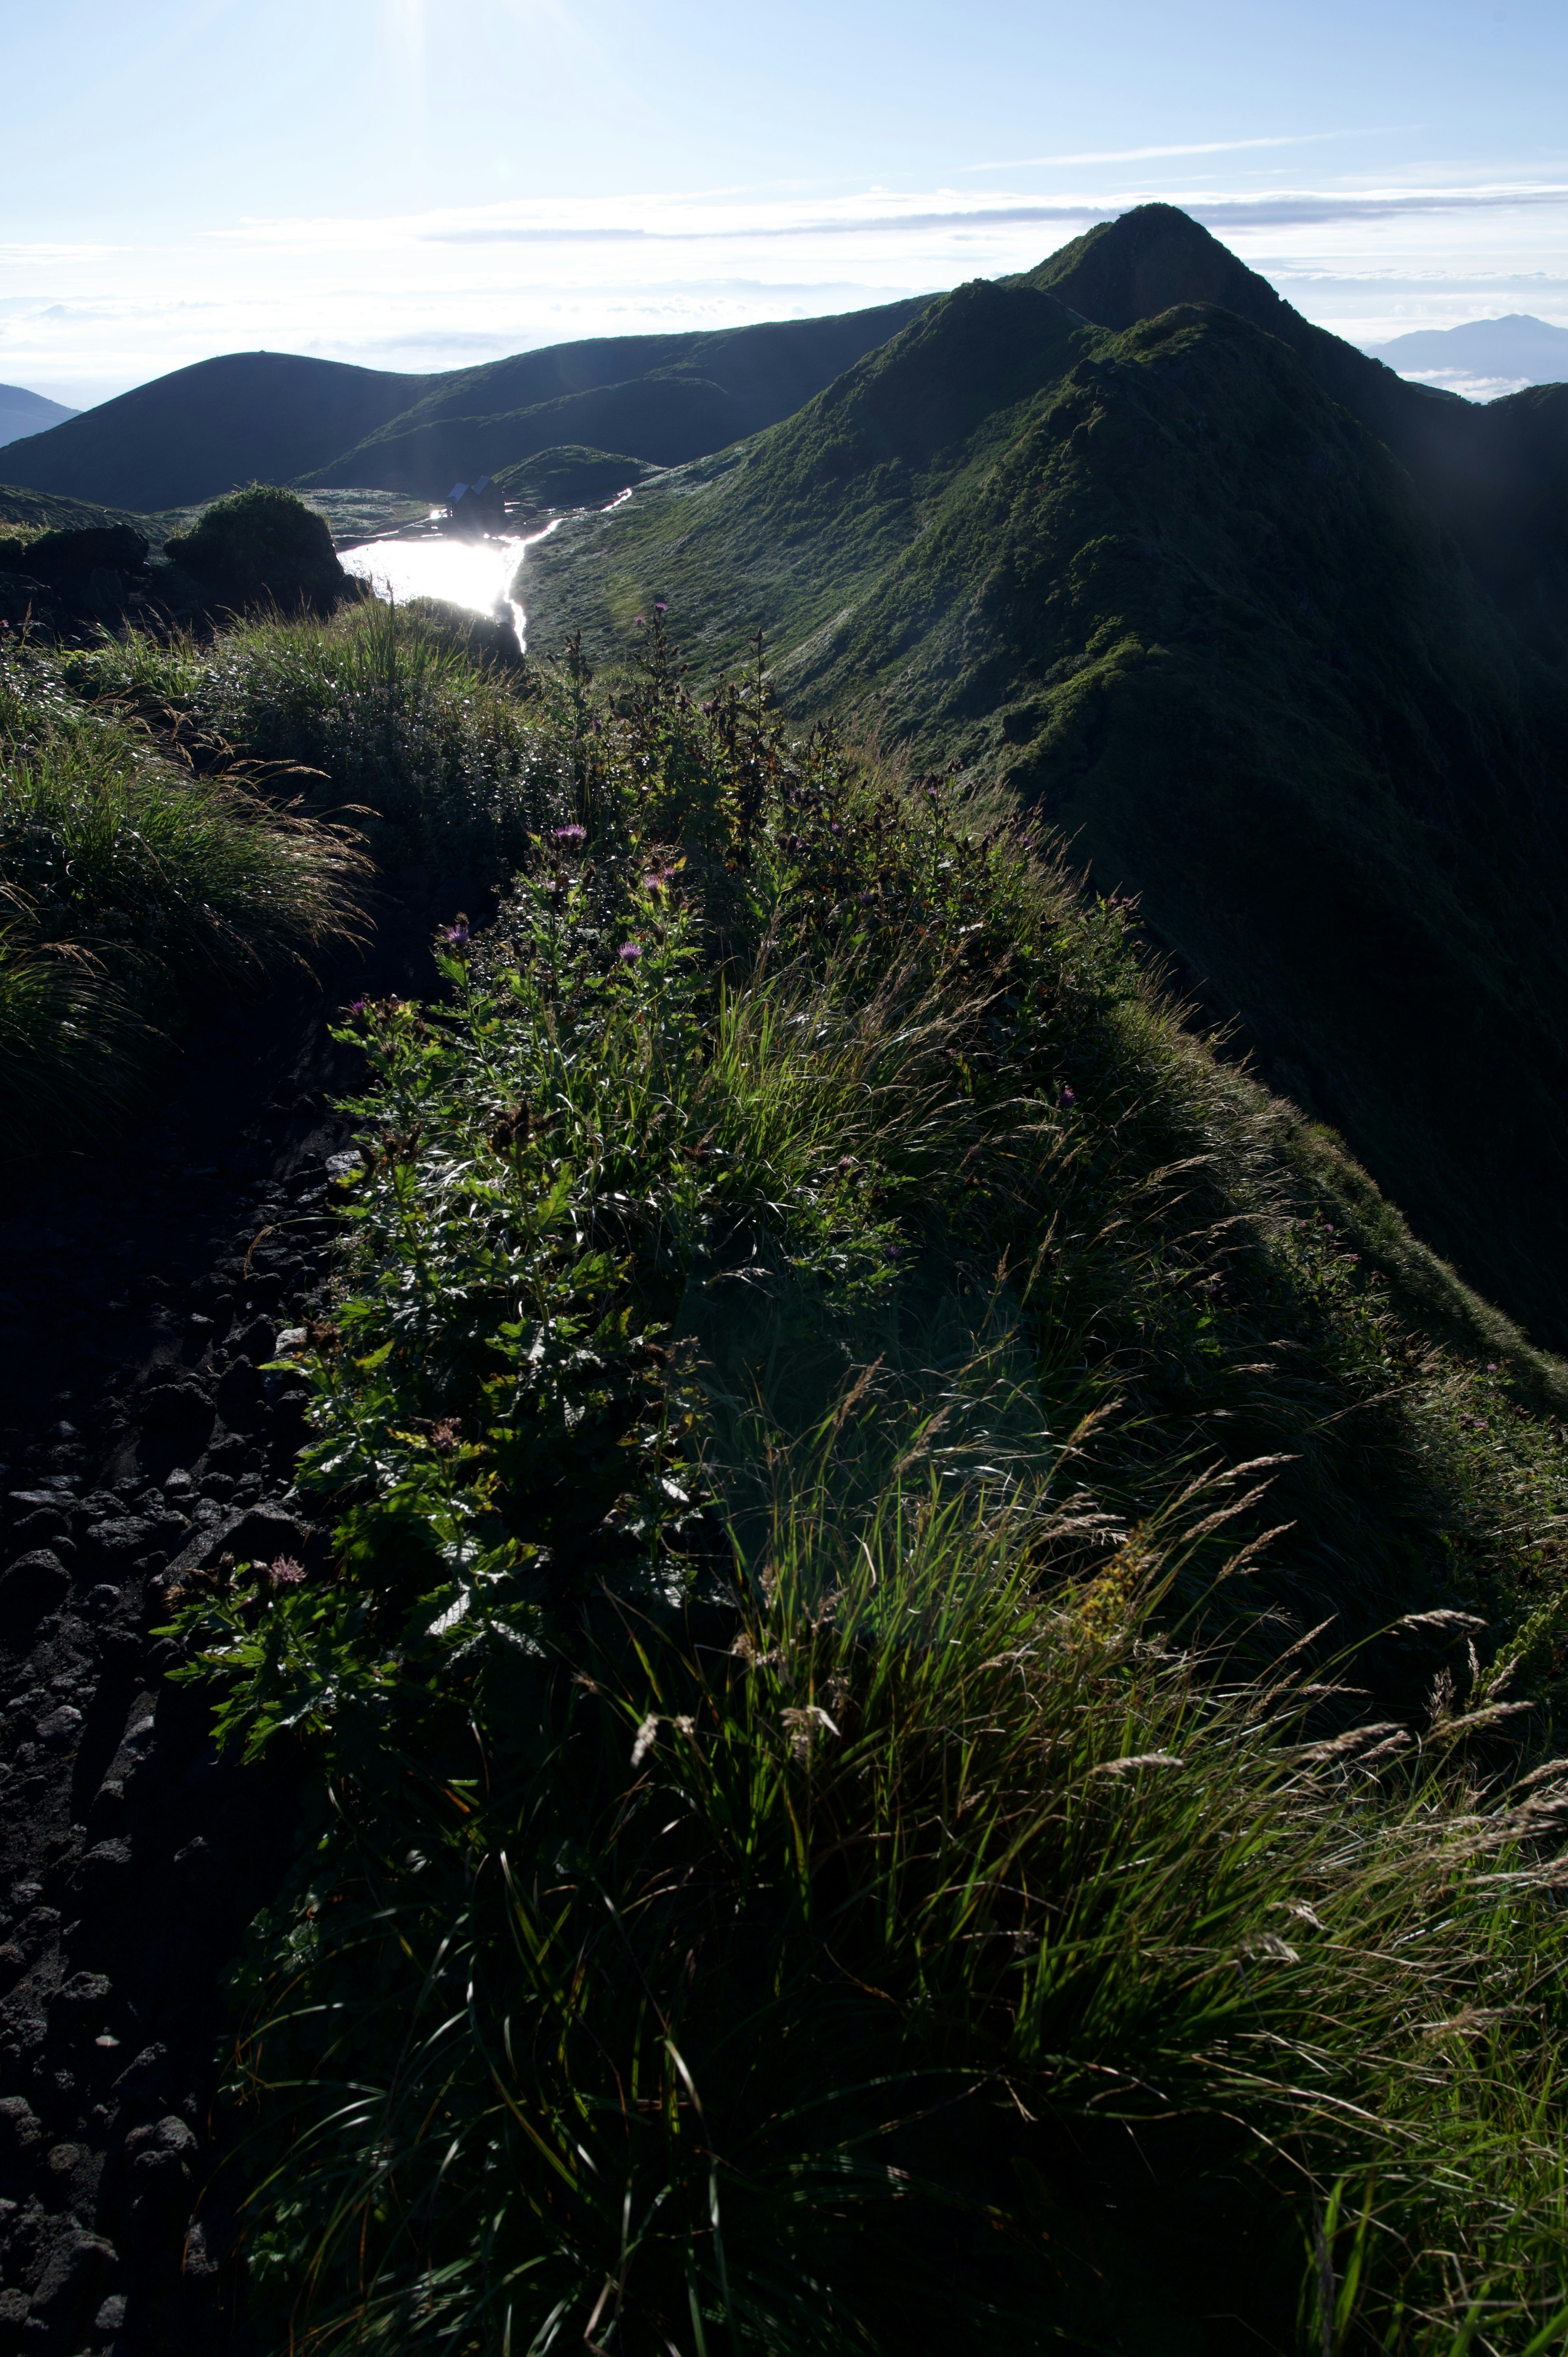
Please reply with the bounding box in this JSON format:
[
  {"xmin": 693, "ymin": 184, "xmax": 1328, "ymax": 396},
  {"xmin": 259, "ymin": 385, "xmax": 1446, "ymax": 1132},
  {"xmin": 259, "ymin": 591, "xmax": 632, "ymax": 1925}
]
[
  {"xmin": 7, "ymin": 170, "xmax": 1568, "ymax": 405},
  {"xmin": 962, "ymin": 132, "xmax": 1361, "ymax": 171},
  {"xmin": 419, "ymin": 180, "xmax": 1568, "ymax": 247}
]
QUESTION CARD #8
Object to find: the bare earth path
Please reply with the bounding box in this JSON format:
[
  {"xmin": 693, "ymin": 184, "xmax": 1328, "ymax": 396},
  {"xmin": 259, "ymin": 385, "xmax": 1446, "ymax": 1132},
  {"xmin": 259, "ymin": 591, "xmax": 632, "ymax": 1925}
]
[{"xmin": 0, "ymin": 880, "xmax": 455, "ymax": 2355}]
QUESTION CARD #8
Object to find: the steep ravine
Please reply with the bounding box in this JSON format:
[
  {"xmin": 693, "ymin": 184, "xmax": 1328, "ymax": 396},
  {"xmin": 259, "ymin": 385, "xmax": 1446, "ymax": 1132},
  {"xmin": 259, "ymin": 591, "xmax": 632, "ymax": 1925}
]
[{"xmin": 0, "ymin": 882, "xmax": 466, "ymax": 2354}]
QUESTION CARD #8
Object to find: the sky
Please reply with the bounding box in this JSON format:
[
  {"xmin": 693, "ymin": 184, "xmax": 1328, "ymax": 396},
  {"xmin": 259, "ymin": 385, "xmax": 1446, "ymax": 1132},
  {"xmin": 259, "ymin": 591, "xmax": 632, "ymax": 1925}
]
[{"xmin": 2, "ymin": 0, "xmax": 1566, "ymax": 409}]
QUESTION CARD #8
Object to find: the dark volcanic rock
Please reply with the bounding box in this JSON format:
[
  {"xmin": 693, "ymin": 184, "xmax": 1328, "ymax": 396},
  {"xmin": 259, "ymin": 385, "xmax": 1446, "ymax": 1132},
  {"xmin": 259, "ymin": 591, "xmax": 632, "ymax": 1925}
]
[
  {"xmin": 30, "ymin": 2223, "xmax": 118, "ymax": 2326},
  {"xmin": 0, "ymin": 1551, "xmax": 69, "ymax": 1638},
  {"xmin": 0, "ymin": 851, "xmax": 442, "ymax": 2349}
]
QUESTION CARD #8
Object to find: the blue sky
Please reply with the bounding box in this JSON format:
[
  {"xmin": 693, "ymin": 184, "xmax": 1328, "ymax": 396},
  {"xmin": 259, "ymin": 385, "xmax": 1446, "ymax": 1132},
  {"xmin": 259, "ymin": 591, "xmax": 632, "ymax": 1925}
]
[{"xmin": 3, "ymin": 0, "xmax": 1566, "ymax": 404}]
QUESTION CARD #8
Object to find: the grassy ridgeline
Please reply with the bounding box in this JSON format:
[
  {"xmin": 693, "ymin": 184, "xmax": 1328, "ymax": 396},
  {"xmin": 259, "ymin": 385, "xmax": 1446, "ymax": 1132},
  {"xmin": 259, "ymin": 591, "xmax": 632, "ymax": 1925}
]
[
  {"xmin": 0, "ymin": 649, "xmax": 368, "ymax": 1139},
  {"xmin": 521, "ymin": 281, "xmax": 1568, "ymax": 1360},
  {"xmin": 138, "ymin": 611, "xmax": 1568, "ymax": 2353}
]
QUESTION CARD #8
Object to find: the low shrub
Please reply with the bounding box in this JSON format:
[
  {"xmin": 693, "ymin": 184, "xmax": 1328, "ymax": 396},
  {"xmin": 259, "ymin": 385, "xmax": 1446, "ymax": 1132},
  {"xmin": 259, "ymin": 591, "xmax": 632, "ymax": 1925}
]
[{"xmin": 164, "ymin": 483, "xmax": 349, "ymax": 616}]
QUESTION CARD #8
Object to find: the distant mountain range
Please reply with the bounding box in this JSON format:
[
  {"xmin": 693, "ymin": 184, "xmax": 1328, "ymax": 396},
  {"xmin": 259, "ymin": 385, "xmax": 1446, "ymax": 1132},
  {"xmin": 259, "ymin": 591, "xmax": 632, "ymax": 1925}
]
[
  {"xmin": 1365, "ymin": 312, "xmax": 1568, "ymax": 397},
  {"xmin": 0, "ymin": 382, "xmax": 78, "ymax": 450},
  {"xmin": 523, "ymin": 205, "xmax": 1568, "ymax": 1347},
  {"xmin": 0, "ymin": 302, "xmax": 932, "ymax": 511}
]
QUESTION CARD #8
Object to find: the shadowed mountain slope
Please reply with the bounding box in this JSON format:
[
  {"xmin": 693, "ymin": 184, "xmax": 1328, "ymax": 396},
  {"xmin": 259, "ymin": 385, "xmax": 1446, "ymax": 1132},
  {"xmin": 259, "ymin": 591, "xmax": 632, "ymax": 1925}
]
[
  {"xmin": 0, "ymin": 482, "xmax": 160, "ymax": 543},
  {"xmin": 0, "ymin": 301, "xmax": 936, "ymax": 514},
  {"xmin": 0, "ymin": 352, "xmax": 443, "ymax": 510},
  {"xmin": 300, "ymin": 299, "xmax": 935, "ymax": 495},
  {"xmin": 522, "ymin": 217, "xmax": 1568, "ymax": 1347},
  {"xmin": 1021, "ymin": 208, "xmax": 1568, "ymax": 638}
]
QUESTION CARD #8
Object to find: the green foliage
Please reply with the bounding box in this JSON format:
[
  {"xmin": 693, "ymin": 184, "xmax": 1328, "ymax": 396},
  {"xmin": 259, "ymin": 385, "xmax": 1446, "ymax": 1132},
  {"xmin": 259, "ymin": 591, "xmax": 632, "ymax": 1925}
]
[
  {"xmin": 156, "ymin": 622, "xmax": 1568, "ymax": 2353},
  {"xmin": 0, "ymin": 643, "xmax": 368, "ymax": 1139},
  {"xmin": 70, "ymin": 602, "xmax": 566, "ymax": 876},
  {"xmin": 165, "ymin": 482, "xmax": 350, "ymax": 614}
]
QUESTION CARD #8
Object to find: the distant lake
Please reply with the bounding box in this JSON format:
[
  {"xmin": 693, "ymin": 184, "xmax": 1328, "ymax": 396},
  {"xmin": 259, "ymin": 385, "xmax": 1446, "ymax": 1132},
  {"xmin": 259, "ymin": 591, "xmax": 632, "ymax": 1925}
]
[{"xmin": 338, "ymin": 519, "xmax": 561, "ymax": 646}]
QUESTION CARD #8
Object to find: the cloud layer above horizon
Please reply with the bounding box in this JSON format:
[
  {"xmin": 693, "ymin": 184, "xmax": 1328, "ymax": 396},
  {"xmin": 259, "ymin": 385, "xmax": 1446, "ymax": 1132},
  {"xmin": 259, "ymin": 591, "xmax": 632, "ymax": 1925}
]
[{"xmin": 6, "ymin": 171, "xmax": 1568, "ymax": 410}]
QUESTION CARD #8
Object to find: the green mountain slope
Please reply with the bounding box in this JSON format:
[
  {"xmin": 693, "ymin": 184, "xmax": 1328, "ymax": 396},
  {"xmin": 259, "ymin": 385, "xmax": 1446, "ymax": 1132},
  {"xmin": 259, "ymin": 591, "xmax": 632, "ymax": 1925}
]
[
  {"xmin": 0, "ymin": 352, "xmax": 442, "ymax": 510},
  {"xmin": 1022, "ymin": 207, "xmax": 1568, "ymax": 646},
  {"xmin": 302, "ymin": 299, "xmax": 935, "ymax": 494},
  {"xmin": 521, "ymin": 218, "xmax": 1568, "ymax": 1350}
]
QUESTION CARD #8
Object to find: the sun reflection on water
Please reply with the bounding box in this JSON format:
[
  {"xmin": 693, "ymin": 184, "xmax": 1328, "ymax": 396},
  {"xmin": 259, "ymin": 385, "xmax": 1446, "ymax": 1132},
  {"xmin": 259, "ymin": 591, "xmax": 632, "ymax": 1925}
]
[{"xmin": 338, "ymin": 521, "xmax": 561, "ymax": 648}]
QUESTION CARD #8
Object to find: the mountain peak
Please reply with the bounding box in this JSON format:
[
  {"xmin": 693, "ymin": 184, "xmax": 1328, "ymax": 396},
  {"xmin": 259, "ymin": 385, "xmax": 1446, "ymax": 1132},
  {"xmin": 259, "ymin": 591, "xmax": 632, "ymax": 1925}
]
[{"xmin": 1020, "ymin": 203, "xmax": 1292, "ymax": 338}]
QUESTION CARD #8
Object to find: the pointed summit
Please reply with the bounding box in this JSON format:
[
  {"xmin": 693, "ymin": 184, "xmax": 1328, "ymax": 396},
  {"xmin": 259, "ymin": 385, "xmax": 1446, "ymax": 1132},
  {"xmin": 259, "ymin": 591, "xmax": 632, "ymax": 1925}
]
[
  {"xmin": 1022, "ymin": 203, "xmax": 1292, "ymax": 341},
  {"xmin": 1019, "ymin": 203, "xmax": 1446, "ymax": 467}
]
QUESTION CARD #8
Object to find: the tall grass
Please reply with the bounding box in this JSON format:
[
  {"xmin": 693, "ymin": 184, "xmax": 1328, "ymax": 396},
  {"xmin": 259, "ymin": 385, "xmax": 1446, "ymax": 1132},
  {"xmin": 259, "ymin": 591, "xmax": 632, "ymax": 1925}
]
[
  {"xmin": 219, "ymin": 1418, "xmax": 1568, "ymax": 2355},
  {"xmin": 0, "ymin": 886, "xmax": 148, "ymax": 1133},
  {"xmin": 70, "ymin": 602, "xmax": 568, "ymax": 877},
  {"xmin": 0, "ymin": 650, "xmax": 368, "ymax": 1138},
  {"xmin": 2, "ymin": 731, "xmax": 366, "ymax": 986}
]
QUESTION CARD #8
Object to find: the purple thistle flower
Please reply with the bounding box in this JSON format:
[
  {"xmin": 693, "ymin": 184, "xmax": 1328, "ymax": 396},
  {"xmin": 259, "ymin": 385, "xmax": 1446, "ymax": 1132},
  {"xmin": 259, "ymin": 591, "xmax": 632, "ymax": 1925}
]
[
  {"xmin": 442, "ymin": 923, "xmax": 470, "ymax": 947},
  {"xmin": 347, "ymin": 998, "xmax": 365, "ymax": 1015},
  {"xmin": 654, "ymin": 598, "xmax": 668, "ymax": 614},
  {"xmin": 1059, "ymin": 1085, "xmax": 1077, "ymax": 1109},
  {"xmin": 267, "ymin": 1556, "xmax": 306, "ymax": 1588},
  {"xmin": 633, "ymin": 614, "xmax": 645, "ymax": 626},
  {"xmin": 618, "ymin": 941, "xmax": 643, "ymax": 963},
  {"xmin": 553, "ymin": 823, "xmax": 586, "ymax": 843}
]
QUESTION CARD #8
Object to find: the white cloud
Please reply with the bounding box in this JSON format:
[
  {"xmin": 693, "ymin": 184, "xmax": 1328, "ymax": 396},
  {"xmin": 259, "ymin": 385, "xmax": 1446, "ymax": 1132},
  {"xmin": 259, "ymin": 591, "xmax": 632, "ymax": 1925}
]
[{"xmin": 5, "ymin": 171, "xmax": 1568, "ymax": 404}]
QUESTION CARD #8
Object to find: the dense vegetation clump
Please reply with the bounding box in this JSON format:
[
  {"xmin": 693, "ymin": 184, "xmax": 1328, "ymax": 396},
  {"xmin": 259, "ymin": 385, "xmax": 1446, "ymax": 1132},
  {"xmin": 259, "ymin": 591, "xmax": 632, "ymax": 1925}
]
[
  {"xmin": 138, "ymin": 607, "xmax": 1568, "ymax": 2354},
  {"xmin": 71, "ymin": 600, "xmax": 562, "ymax": 878},
  {"xmin": 164, "ymin": 484, "xmax": 351, "ymax": 616}
]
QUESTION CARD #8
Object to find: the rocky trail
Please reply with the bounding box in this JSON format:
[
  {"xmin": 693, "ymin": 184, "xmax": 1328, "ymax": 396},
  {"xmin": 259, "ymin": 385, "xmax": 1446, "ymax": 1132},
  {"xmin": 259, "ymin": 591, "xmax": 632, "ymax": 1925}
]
[{"xmin": 0, "ymin": 878, "xmax": 466, "ymax": 2354}]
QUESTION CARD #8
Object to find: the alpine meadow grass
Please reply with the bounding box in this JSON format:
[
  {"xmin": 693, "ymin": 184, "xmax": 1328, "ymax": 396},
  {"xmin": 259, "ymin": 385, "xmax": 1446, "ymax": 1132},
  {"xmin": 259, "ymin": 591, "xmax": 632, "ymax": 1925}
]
[
  {"xmin": 144, "ymin": 613, "xmax": 1568, "ymax": 2354},
  {"xmin": 0, "ymin": 642, "xmax": 368, "ymax": 1135}
]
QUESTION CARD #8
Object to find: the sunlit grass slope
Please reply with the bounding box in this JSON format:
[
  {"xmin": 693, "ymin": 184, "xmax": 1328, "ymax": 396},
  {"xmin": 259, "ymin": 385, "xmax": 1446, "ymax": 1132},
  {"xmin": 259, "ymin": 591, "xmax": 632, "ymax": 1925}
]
[{"xmin": 145, "ymin": 611, "xmax": 1568, "ymax": 2356}]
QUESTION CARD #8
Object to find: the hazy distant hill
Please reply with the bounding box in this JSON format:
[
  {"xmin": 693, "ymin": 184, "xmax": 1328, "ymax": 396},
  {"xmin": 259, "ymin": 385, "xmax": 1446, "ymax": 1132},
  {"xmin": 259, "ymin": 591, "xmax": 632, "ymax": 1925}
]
[
  {"xmin": 0, "ymin": 383, "xmax": 78, "ymax": 449},
  {"xmin": 524, "ymin": 206, "xmax": 1568, "ymax": 1345},
  {"xmin": 0, "ymin": 302, "xmax": 934, "ymax": 513},
  {"xmin": 1365, "ymin": 313, "xmax": 1568, "ymax": 397},
  {"xmin": 0, "ymin": 353, "xmax": 441, "ymax": 511}
]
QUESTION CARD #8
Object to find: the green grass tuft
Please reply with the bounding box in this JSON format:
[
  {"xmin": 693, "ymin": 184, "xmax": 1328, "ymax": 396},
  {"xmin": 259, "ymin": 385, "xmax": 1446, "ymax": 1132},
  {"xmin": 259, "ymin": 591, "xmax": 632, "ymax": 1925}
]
[
  {"xmin": 69, "ymin": 601, "xmax": 570, "ymax": 878},
  {"xmin": 0, "ymin": 644, "xmax": 369, "ymax": 1141}
]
